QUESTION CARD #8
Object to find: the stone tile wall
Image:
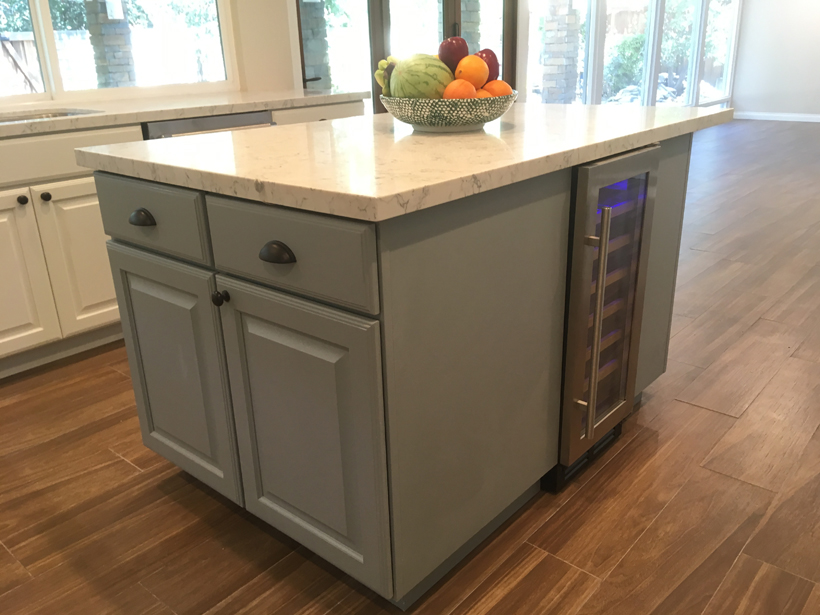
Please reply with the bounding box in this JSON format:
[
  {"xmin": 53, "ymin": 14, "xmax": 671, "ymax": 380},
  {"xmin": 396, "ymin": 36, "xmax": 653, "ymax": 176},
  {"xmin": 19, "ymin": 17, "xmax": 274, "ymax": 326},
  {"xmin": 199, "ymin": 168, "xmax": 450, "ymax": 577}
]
[
  {"xmin": 85, "ymin": 0, "xmax": 136, "ymax": 88},
  {"xmin": 300, "ymin": 0, "xmax": 331, "ymax": 89},
  {"xmin": 539, "ymin": 0, "xmax": 581, "ymax": 103}
]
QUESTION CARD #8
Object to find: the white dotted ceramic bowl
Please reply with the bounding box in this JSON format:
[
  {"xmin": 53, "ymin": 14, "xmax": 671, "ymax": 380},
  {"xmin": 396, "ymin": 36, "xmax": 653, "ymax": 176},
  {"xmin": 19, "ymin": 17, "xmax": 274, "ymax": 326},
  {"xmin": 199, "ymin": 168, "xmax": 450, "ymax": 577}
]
[{"xmin": 380, "ymin": 91, "xmax": 518, "ymax": 133}]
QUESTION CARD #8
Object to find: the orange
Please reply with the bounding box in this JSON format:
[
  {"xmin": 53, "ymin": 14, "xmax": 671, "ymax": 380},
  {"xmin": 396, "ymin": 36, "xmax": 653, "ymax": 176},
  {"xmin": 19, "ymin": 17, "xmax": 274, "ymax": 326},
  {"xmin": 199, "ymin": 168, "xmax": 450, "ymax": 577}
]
[
  {"xmin": 443, "ymin": 79, "xmax": 477, "ymax": 100},
  {"xmin": 455, "ymin": 55, "xmax": 490, "ymax": 90},
  {"xmin": 482, "ymin": 80, "xmax": 513, "ymax": 97},
  {"xmin": 476, "ymin": 89, "xmax": 492, "ymax": 98}
]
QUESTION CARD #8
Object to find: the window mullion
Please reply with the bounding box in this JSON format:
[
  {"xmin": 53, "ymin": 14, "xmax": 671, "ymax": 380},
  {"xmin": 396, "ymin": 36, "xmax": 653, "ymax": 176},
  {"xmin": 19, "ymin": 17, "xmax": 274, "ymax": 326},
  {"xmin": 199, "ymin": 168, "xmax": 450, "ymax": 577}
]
[
  {"xmin": 585, "ymin": 0, "xmax": 606, "ymax": 104},
  {"xmin": 30, "ymin": 0, "xmax": 64, "ymax": 97},
  {"xmin": 642, "ymin": 0, "xmax": 665, "ymax": 106},
  {"xmin": 687, "ymin": 0, "xmax": 709, "ymax": 106}
]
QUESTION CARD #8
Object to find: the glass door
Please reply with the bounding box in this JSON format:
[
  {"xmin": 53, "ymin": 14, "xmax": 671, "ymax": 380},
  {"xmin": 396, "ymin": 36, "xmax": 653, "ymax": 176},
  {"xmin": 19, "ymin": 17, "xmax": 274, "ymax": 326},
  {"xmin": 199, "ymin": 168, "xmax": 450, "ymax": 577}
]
[
  {"xmin": 561, "ymin": 145, "xmax": 659, "ymax": 466},
  {"xmin": 389, "ymin": 0, "xmax": 444, "ymax": 58},
  {"xmin": 298, "ymin": 0, "xmax": 373, "ymax": 92},
  {"xmin": 602, "ymin": 0, "xmax": 651, "ymax": 104}
]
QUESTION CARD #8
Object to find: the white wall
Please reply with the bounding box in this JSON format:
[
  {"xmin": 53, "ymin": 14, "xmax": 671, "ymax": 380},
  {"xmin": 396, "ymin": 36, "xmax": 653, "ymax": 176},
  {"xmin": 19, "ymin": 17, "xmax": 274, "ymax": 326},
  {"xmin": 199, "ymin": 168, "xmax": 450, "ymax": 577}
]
[
  {"xmin": 229, "ymin": 0, "xmax": 304, "ymax": 92},
  {"xmin": 733, "ymin": 0, "xmax": 820, "ymax": 118}
]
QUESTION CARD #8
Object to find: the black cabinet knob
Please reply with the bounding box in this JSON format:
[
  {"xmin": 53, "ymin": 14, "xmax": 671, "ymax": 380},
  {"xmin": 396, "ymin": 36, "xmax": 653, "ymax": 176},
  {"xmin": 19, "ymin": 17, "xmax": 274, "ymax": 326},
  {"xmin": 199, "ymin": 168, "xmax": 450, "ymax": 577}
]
[
  {"xmin": 258, "ymin": 240, "xmax": 297, "ymax": 264},
  {"xmin": 16, "ymin": 195, "xmax": 28, "ymax": 205},
  {"xmin": 128, "ymin": 208, "xmax": 157, "ymax": 227},
  {"xmin": 40, "ymin": 192, "xmax": 52, "ymax": 202},
  {"xmin": 211, "ymin": 290, "xmax": 231, "ymax": 307}
]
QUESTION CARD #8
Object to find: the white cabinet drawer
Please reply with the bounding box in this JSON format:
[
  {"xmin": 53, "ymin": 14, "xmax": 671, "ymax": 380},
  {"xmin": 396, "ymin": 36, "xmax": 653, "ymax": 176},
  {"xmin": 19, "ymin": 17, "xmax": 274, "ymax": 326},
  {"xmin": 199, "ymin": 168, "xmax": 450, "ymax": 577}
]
[
  {"xmin": 0, "ymin": 125, "xmax": 144, "ymax": 188},
  {"xmin": 271, "ymin": 101, "xmax": 365, "ymax": 125}
]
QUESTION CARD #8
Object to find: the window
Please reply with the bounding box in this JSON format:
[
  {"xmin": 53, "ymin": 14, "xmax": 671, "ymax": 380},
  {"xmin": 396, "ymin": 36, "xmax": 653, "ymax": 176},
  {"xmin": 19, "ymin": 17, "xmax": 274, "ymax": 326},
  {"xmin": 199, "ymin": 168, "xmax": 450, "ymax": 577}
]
[
  {"xmin": 699, "ymin": 0, "xmax": 739, "ymax": 103},
  {"xmin": 656, "ymin": 0, "xmax": 697, "ymax": 104},
  {"xmin": 1, "ymin": 0, "xmax": 46, "ymax": 96},
  {"xmin": 298, "ymin": 0, "xmax": 373, "ymax": 93},
  {"xmin": 389, "ymin": 0, "xmax": 443, "ymax": 60},
  {"xmin": 602, "ymin": 0, "xmax": 650, "ymax": 104},
  {"xmin": 520, "ymin": 0, "xmax": 744, "ymax": 107},
  {"xmin": 1, "ymin": 0, "xmax": 231, "ymax": 100},
  {"xmin": 525, "ymin": 0, "xmax": 589, "ymax": 104}
]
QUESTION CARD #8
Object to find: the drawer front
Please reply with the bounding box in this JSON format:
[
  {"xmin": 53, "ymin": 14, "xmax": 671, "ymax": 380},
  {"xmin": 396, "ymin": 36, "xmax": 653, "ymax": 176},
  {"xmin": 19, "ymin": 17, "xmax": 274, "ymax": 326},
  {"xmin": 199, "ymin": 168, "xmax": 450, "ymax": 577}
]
[
  {"xmin": 207, "ymin": 196, "xmax": 379, "ymax": 314},
  {"xmin": 95, "ymin": 173, "xmax": 212, "ymax": 266},
  {"xmin": 0, "ymin": 125, "xmax": 144, "ymax": 189},
  {"xmin": 271, "ymin": 101, "xmax": 365, "ymax": 125}
]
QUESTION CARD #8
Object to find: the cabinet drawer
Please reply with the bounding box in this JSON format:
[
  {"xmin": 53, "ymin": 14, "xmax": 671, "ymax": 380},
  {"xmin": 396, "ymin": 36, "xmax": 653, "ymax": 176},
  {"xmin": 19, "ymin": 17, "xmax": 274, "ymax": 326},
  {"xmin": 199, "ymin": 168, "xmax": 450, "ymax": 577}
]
[
  {"xmin": 95, "ymin": 173, "xmax": 212, "ymax": 266},
  {"xmin": 207, "ymin": 196, "xmax": 379, "ymax": 314}
]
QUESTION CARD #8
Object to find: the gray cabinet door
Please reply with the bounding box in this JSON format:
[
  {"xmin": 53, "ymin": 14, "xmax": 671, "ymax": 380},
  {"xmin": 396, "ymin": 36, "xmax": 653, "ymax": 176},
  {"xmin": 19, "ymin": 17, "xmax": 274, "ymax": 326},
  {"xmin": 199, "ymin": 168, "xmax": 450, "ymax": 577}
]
[
  {"xmin": 107, "ymin": 242, "xmax": 243, "ymax": 504},
  {"xmin": 217, "ymin": 275, "xmax": 392, "ymax": 598}
]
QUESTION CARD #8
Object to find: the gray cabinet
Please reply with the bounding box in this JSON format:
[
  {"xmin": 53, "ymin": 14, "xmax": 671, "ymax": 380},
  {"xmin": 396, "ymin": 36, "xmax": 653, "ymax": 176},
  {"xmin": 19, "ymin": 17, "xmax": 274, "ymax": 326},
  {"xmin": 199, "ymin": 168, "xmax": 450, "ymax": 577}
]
[
  {"xmin": 217, "ymin": 275, "xmax": 393, "ymax": 598},
  {"xmin": 107, "ymin": 242, "xmax": 243, "ymax": 504}
]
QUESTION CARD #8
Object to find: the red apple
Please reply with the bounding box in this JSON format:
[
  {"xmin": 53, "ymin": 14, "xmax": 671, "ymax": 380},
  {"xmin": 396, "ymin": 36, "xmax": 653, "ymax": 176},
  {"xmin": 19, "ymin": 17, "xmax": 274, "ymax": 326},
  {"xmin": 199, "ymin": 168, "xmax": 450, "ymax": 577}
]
[
  {"xmin": 475, "ymin": 49, "xmax": 500, "ymax": 83},
  {"xmin": 438, "ymin": 37, "xmax": 469, "ymax": 74}
]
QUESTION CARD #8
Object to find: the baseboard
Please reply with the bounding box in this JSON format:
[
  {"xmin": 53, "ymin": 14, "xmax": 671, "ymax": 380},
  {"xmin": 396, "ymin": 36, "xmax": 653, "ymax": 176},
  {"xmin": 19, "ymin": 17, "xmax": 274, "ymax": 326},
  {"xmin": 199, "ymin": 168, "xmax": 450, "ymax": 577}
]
[
  {"xmin": 0, "ymin": 323, "xmax": 123, "ymax": 381},
  {"xmin": 734, "ymin": 112, "xmax": 820, "ymax": 123}
]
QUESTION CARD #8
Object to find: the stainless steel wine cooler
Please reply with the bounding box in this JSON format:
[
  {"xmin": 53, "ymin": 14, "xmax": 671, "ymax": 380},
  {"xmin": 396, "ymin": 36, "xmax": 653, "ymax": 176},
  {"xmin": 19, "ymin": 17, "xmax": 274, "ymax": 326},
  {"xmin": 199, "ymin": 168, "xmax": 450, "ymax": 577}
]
[{"xmin": 560, "ymin": 145, "xmax": 660, "ymax": 467}]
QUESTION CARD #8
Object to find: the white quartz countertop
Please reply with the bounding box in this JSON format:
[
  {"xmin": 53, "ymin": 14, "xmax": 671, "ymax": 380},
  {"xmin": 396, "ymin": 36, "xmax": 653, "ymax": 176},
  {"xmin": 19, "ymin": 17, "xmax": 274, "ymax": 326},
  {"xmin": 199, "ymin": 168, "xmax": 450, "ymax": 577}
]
[
  {"xmin": 0, "ymin": 89, "xmax": 370, "ymax": 138},
  {"xmin": 77, "ymin": 103, "xmax": 732, "ymax": 222}
]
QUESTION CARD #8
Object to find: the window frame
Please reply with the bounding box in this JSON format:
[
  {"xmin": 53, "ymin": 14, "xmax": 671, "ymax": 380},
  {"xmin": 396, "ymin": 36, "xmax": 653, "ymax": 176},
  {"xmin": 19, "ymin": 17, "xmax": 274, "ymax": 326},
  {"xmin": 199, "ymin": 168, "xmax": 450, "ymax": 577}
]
[{"xmin": 1, "ymin": 0, "xmax": 239, "ymax": 105}]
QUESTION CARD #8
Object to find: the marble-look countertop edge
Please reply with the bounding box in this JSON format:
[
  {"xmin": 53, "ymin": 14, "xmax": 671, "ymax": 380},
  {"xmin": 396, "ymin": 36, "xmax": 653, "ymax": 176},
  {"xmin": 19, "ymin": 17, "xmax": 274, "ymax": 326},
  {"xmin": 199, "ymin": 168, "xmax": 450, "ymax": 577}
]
[
  {"xmin": 0, "ymin": 91, "xmax": 370, "ymax": 139},
  {"xmin": 75, "ymin": 108, "xmax": 732, "ymax": 223}
]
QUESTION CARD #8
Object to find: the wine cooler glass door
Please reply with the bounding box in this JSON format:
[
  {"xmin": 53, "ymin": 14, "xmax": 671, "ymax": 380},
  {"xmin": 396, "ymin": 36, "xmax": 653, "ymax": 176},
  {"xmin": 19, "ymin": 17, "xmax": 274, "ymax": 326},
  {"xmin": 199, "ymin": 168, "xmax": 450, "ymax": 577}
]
[{"xmin": 561, "ymin": 145, "xmax": 660, "ymax": 466}]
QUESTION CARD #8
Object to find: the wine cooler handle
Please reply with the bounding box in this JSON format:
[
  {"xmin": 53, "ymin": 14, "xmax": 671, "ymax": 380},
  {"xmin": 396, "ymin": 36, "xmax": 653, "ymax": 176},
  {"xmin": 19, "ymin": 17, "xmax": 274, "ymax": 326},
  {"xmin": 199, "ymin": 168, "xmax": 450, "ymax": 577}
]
[{"xmin": 587, "ymin": 206, "xmax": 612, "ymax": 441}]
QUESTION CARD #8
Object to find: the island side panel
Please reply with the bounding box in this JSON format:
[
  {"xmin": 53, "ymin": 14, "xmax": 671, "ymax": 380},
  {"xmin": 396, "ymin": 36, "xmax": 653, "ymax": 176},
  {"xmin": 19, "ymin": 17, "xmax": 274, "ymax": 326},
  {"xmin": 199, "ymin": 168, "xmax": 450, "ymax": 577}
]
[
  {"xmin": 377, "ymin": 172, "xmax": 572, "ymax": 600},
  {"xmin": 635, "ymin": 134, "xmax": 694, "ymax": 393}
]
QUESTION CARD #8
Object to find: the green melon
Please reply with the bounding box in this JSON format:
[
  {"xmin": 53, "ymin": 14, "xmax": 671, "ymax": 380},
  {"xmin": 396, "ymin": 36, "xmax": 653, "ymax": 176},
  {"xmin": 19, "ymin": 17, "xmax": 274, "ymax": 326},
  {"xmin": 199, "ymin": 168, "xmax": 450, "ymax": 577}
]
[{"xmin": 389, "ymin": 54, "xmax": 454, "ymax": 99}]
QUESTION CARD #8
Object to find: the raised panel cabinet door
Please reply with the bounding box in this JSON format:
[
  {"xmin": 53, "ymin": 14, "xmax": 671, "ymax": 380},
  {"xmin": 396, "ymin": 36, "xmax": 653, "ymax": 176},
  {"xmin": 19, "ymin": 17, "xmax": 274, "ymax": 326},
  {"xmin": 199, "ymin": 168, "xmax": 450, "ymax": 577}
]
[
  {"xmin": 0, "ymin": 188, "xmax": 62, "ymax": 359},
  {"xmin": 217, "ymin": 275, "xmax": 392, "ymax": 598},
  {"xmin": 107, "ymin": 242, "xmax": 243, "ymax": 504},
  {"xmin": 32, "ymin": 177, "xmax": 119, "ymax": 336}
]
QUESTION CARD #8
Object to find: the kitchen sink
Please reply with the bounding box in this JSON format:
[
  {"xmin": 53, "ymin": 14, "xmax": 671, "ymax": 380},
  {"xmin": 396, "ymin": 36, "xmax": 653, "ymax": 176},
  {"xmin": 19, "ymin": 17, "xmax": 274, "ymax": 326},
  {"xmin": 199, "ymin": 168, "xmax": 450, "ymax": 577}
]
[{"xmin": 0, "ymin": 108, "xmax": 100, "ymax": 124}]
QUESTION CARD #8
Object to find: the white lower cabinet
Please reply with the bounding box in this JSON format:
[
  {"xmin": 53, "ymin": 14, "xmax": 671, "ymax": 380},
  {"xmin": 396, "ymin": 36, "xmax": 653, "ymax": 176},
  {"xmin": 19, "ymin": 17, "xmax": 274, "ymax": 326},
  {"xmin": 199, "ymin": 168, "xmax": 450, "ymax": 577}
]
[
  {"xmin": 0, "ymin": 188, "xmax": 62, "ymax": 359},
  {"xmin": 31, "ymin": 177, "xmax": 119, "ymax": 336}
]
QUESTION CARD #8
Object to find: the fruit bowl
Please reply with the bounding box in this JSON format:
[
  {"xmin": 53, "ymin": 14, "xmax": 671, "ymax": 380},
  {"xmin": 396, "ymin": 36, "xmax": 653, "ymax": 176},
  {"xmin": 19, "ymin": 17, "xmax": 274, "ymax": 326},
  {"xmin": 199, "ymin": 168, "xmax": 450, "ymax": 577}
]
[{"xmin": 380, "ymin": 91, "xmax": 518, "ymax": 133}]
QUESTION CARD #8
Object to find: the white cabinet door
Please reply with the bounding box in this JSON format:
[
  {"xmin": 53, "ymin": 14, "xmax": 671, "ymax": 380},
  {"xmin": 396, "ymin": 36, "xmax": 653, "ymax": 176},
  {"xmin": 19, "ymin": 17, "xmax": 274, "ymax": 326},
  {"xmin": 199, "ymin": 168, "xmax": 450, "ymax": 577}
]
[
  {"xmin": 0, "ymin": 188, "xmax": 62, "ymax": 358},
  {"xmin": 31, "ymin": 177, "xmax": 119, "ymax": 336}
]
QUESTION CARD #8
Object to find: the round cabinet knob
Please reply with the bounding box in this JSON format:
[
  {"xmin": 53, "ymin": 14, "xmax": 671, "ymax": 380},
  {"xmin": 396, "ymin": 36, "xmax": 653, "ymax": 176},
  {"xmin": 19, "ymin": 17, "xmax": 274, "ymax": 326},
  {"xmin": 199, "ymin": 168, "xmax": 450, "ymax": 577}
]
[
  {"xmin": 128, "ymin": 208, "xmax": 157, "ymax": 227},
  {"xmin": 211, "ymin": 290, "xmax": 231, "ymax": 307},
  {"xmin": 16, "ymin": 195, "xmax": 28, "ymax": 205},
  {"xmin": 40, "ymin": 192, "xmax": 52, "ymax": 202},
  {"xmin": 258, "ymin": 240, "xmax": 297, "ymax": 264}
]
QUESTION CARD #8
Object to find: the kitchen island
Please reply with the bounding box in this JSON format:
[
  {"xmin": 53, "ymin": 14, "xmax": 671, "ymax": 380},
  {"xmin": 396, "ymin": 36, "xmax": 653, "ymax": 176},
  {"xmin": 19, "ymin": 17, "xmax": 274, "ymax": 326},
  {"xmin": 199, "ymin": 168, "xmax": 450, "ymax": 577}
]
[{"xmin": 76, "ymin": 103, "xmax": 732, "ymax": 608}]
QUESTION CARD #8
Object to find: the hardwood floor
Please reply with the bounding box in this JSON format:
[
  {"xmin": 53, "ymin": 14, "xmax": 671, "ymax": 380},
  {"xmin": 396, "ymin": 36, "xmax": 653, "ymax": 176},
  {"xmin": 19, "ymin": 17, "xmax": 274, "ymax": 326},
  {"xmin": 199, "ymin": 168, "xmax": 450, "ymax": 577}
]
[{"xmin": 1, "ymin": 119, "xmax": 820, "ymax": 614}]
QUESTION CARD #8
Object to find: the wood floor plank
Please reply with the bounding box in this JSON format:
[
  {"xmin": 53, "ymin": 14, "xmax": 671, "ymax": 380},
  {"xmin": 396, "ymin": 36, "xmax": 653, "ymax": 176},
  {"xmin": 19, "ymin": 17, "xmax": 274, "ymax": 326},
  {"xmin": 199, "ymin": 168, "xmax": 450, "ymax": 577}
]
[
  {"xmin": 668, "ymin": 290, "xmax": 775, "ymax": 368},
  {"xmin": 0, "ymin": 454, "xmax": 141, "ymax": 541},
  {"xmin": 141, "ymin": 513, "xmax": 296, "ymax": 615},
  {"xmin": 576, "ymin": 468, "xmax": 773, "ymax": 615},
  {"xmin": 677, "ymin": 319, "xmax": 805, "ymax": 417},
  {"xmin": 672, "ymin": 258, "xmax": 749, "ymax": 319},
  {"xmin": 669, "ymin": 314, "xmax": 695, "ymax": 339},
  {"xmin": 0, "ymin": 542, "xmax": 30, "ymax": 598},
  {"xmin": 743, "ymin": 427, "xmax": 820, "ymax": 583},
  {"xmin": 5, "ymin": 467, "xmax": 231, "ymax": 577},
  {"xmin": 801, "ymin": 586, "xmax": 820, "ymax": 615},
  {"xmin": 702, "ymin": 555, "xmax": 815, "ymax": 615},
  {"xmin": 527, "ymin": 401, "xmax": 734, "ymax": 578},
  {"xmin": 449, "ymin": 544, "xmax": 598, "ymax": 615},
  {"xmin": 702, "ymin": 357, "xmax": 820, "ymax": 491},
  {"xmin": 637, "ymin": 359, "xmax": 704, "ymax": 422},
  {"xmin": 203, "ymin": 549, "xmax": 353, "ymax": 615}
]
